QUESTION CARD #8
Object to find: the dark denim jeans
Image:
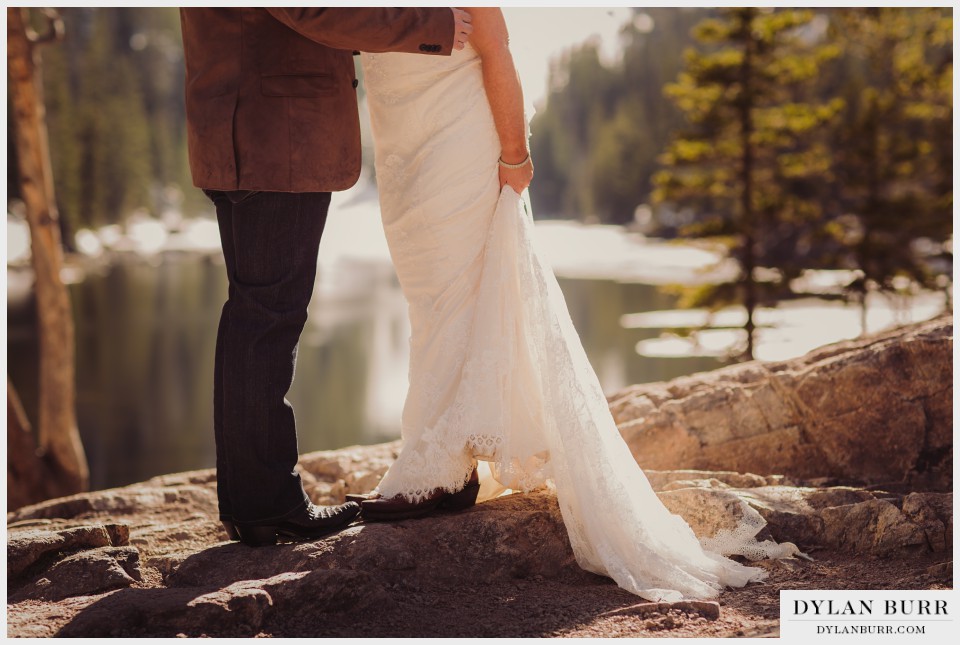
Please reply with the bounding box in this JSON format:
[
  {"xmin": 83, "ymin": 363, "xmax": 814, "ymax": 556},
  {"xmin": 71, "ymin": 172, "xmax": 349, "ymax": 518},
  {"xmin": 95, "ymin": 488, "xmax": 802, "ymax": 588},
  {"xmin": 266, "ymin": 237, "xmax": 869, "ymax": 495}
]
[{"xmin": 204, "ymin": 189, "xmax": 332, "ymax": 523}]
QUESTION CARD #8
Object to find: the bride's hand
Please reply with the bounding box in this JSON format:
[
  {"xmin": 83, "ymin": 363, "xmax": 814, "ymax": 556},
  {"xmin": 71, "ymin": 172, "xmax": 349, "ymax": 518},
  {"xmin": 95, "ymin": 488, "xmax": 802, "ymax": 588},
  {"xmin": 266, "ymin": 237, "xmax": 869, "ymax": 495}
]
[
  {"xmin": 451, "ymin": 8, "xmax": 473, "ymax": 51},
  {"xmin": 498, "ymin": 154, "xmax": 533, "ymax": 194}
]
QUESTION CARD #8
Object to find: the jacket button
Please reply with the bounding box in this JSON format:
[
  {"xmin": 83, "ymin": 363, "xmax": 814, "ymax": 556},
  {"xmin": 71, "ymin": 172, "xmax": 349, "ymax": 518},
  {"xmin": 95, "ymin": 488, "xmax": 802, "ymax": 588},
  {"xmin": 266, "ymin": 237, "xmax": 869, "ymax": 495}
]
[{"xmin": 352, "ymin": 79, "xmax": 359, "ymax": 89}]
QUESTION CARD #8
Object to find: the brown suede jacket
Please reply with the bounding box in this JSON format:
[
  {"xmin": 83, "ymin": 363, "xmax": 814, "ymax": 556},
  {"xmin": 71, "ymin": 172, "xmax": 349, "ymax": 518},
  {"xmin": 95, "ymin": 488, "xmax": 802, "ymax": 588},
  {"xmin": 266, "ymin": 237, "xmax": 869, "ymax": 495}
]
[{"xmin": 180, "ymin": 8, "xmax": 454, "ymax": 192}]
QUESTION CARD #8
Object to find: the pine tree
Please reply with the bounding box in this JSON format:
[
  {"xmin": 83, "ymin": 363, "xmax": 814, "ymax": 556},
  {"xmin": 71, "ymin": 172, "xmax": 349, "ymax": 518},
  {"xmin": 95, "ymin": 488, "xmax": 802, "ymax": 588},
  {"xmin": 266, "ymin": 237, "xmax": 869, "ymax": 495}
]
[
  {"xmin": 591, "ymin": 8, "xmax": 714, "ymax": 223},
  {"xmin": 27, "ymin": 7, "xmax": 188, "ymax": 230},
  {"xmin": 653, "ymin": 8, "xmax": 842, "ymax": 359},
  {"xmin": 822, "ymin": 8, "xmax": 953, "ymax": 331},
  {"xmin": 529, "ymin": 42, "xmax": 617, "ymax": 219},
  {"xmin": 529, "ymin": 8, "xmax": 712, "ymax": 223},
  {"xmin": 38, "ymin": 43, "xmax": 82, "ymax": 242}
]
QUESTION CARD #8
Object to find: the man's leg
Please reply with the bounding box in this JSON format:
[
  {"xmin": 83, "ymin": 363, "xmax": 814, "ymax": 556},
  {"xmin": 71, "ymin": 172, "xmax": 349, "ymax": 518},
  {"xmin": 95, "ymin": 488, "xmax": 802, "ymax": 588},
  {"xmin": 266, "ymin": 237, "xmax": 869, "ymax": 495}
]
[
  {"xmin": 207, "ymin": 189, "xmax": 237, "ymax": 523},
  {"xmin": 215, "ymin": 189, "xmax": 332, "ymax": 523}
]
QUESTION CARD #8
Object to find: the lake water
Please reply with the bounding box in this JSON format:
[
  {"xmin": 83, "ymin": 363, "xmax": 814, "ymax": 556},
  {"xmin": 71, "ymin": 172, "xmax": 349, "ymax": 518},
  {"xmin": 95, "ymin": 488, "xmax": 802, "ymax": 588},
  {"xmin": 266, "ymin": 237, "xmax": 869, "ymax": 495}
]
[
  {"xmin": 7, "ymin": 252, "xmax": 723, "ymax": 492},
  {"xmin": 7, "ymin": 189, "xmax": 946, "ymax": 492}
]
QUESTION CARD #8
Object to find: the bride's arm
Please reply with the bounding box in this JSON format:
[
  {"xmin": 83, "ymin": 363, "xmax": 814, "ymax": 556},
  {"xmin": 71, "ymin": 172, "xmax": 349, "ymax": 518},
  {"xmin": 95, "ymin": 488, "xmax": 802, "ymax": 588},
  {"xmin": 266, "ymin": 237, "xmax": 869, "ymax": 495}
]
[{"xmin": 466, "ymin": 8, "xmax": 534, "ymax": 194}]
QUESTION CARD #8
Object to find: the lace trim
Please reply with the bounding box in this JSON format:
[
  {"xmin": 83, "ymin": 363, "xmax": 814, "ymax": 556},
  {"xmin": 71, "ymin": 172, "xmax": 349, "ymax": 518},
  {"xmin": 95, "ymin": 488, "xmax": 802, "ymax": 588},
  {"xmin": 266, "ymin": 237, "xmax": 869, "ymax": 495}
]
[
  {"xmin": 467, "ymin": 433, "xmax": 502, "ymax": 458},
  {"xmin": 700, "ymin": 498, "xmax": 804, "ymax": 560}
]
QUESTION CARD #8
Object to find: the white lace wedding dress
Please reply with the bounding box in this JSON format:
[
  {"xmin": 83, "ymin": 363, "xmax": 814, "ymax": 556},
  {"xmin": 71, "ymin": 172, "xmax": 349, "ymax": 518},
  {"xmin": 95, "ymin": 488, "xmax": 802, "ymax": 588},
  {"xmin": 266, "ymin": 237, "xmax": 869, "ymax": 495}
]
[{"xmin": 360, "ymin": 45, "xmax": 779, "ymax": 601}]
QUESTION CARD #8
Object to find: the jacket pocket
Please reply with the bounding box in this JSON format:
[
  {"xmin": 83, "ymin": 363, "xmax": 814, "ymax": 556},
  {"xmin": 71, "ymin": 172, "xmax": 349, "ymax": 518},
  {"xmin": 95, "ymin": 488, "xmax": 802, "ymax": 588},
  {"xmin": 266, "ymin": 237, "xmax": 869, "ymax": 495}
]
[{"xmin": 260, "ymin": 73, "xmax": 337, "ymax": 98}]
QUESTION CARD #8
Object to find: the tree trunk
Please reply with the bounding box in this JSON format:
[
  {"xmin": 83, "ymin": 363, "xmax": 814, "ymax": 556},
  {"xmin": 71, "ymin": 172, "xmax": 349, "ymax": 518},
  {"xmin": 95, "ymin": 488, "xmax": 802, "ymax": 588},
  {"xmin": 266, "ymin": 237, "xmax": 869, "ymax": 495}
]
[
  {"xmin": 7, "ymin": 7, "xmax": 88, "ymax": 506},
  {"xmin": 5, "ymin": 378, "xmax": 84, "ymax": 510},
  {"xmin": 738, "ymin": 9, "xmax": 757, "ymax": 360},
  {"xmin": 8, "ymin": 379, "xmax": 43, "ymax": 510}
]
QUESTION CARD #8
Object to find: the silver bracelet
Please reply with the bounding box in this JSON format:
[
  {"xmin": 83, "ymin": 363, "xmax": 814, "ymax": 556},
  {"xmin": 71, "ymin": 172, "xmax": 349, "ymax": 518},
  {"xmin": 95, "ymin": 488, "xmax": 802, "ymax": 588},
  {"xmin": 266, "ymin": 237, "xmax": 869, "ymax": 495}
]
[{"xmin": 498, "ymin": 154, "xmax": 530, "ymax": 169}]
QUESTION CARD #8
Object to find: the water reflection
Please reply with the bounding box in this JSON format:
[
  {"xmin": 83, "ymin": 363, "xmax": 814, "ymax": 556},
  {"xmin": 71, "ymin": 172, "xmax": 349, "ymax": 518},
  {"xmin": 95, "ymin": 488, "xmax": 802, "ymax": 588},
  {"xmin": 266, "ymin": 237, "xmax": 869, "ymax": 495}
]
[{"xmin": 7, "ymin": 254, "xmax": 720, "ymax": 491}]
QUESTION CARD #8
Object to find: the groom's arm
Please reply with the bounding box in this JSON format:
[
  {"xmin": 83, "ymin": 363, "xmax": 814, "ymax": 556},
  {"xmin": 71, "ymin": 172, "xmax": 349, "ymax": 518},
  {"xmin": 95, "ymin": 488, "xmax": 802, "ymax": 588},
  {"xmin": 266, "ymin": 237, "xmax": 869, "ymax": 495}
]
[{"xmin": 265, "ymin": 7, "xmax": 456, "ymax": 55}]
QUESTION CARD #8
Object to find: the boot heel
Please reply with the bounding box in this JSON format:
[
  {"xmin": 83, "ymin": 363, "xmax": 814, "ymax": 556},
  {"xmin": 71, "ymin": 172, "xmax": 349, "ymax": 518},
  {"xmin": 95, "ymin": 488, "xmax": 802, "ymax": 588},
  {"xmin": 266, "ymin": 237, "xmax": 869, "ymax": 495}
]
[
  {"xmin": 236, "ymin": 525, "xmax": 278, "ymax": 547},
  {"xmin": 221, "ymin": 519, "xmax": 241, "ymax": 542},
  {"xmin": 440, "ymin": 482, "xmax": 480, "ymax": 511}
]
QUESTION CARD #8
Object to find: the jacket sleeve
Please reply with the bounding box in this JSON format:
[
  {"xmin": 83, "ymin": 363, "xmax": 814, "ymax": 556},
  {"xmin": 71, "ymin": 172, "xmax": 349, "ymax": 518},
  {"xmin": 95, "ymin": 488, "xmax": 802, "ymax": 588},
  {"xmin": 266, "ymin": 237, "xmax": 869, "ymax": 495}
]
[{"xmin": 265, "ymin": 7, "xmax": 455, "ymax": 56}]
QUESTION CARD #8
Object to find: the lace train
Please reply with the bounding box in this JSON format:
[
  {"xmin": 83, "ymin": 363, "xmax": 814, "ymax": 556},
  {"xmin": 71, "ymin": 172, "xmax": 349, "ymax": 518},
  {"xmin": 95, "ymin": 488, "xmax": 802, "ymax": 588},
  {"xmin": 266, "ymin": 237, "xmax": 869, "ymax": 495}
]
[{"xmin": 362, "ymin": 47, "xmax": 780, "ymax": 601}]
